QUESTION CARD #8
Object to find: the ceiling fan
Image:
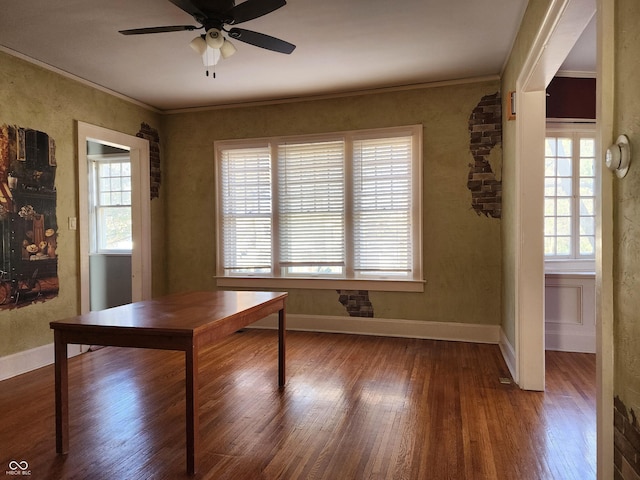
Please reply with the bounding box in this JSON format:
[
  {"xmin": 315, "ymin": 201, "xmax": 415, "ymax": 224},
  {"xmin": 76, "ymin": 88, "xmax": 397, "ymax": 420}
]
[{"xmin": 119, "ymin": 0, "xmax": 295, "ymax": 74}]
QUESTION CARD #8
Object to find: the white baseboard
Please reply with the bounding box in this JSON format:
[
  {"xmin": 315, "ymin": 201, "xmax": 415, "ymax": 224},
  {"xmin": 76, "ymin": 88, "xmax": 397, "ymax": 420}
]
[
  {"xmin": 545, "ymin": 331, "xmax": 596, "ymax": 353},
  {"xmin": 1, "ymin": 316, "xmax": 503, "ymax": 381},
  {"xmin": 0, "ymin": 343, "xmax": 88, "ymax": 381},
  {"xmin": 249, "ymin": 314, "xmax": 501, "ymax": 344},
  {"xmin": 499, "ymin": 329, "xmax": 517, "ymax": 381}
]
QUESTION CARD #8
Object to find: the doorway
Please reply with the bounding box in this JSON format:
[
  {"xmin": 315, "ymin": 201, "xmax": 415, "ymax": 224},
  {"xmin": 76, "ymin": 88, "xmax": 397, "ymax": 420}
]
[
  {"xmin": 77, "ymin": 122, "xmax": 152, "ymax": 314},
  {"xmin": 513, "ymin": 0, "xmax": 614, "ymax": 476}
]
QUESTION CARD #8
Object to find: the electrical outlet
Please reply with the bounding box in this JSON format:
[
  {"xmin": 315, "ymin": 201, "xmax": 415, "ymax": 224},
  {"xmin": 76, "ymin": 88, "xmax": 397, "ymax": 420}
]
[{"xmin": 68, "ymin": 217, "xmax": 77, "ymax": 230}]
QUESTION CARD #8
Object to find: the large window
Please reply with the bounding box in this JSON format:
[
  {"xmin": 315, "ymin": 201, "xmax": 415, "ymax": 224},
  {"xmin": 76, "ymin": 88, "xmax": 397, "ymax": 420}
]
[
  {"xmin": 215, "ymin": 126, "xmax": 423, "ymax": 291},
  {"xmin": 544, "ymin": 127, "xmax": 596, "ymax": 270}
]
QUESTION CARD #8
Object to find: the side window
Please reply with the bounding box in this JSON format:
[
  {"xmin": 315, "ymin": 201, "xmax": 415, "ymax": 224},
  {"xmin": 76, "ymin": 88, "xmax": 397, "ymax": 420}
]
[
  {"xmin": 89, "ymin": 157, "xmax": 132, "ymax": 252},
  {"xmin": 544, "ymin": 128, "xmax": 596, "ymax": 270}
]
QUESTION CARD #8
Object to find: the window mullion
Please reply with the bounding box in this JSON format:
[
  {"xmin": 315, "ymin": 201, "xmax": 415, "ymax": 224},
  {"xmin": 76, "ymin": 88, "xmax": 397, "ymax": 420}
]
[
  {"xmin": 344, "ymin": 135, "xmax": 354, "ymax": 278},
  {"xmin": 573, "ymin": 132, "xmax": 580, "ymax": 259},
  {"xmin": 271, "ymin": 143, "xmax": 281, "ymax": 277}
]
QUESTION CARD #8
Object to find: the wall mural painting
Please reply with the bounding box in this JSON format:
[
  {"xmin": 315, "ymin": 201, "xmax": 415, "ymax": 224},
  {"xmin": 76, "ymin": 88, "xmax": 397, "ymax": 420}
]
[{"xmin": 0, "ymin": 124, "xmax": 59, "ymax": 309}]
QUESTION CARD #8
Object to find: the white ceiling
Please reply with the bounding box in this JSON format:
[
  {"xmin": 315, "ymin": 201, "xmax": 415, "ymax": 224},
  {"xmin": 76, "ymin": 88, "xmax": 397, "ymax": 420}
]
[{"xmin": 0, "ymin": 0, "xmax": 594, "ymax": 112}]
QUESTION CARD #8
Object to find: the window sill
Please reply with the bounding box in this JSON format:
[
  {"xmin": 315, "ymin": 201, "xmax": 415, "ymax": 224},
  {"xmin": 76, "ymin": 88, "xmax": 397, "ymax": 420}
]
[{"xmin": 215, "ymin": 276, "xmax": 425, "ymax": 292}]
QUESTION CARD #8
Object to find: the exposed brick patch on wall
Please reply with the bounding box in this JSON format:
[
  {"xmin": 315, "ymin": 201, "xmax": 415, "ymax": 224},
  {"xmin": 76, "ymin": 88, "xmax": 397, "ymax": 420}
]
[
  {"xmin": 468, "ymin": 92, "xmax": 502, "ymax": 218},
  {"xmin": 337, "ymin": 290, "xmax": 374, "ymax": 317},
  {"xmin": 136, "ymin": 123, "xmax": 161, "ymax": 200},
  {"xmin": 615, "ymin": 396, "xmax": 640, "ymax": 479}
]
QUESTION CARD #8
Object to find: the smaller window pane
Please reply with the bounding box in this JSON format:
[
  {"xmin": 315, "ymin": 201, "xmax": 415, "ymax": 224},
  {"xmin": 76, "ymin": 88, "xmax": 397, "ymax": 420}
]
[
  {"xmin": 557, "ymin": 217, "xmax": 571, "ymax": 236},
  {"xmin": 557, "ymin": 198, "xmax": 571, "ymax": 216},
  {"xmin": 557, "ymin": 158, "xmax": 572, "ymax": 176},
  {"xmin": 545, "ymin": 198, "xmax": 556, "ymax": 216},
  {"xmin": 580, "ymin": 198, "xmax": 595, "ymax": 216},
  {"xmin": 100, "ymin": 193, "xmax": 111, "ymax": 205},
  {"xmin": 545, "ymin": 237, "xmax": 556, "ymax": 255},
  {"xmin": 580, "ymin": 178, "xmax": 595, "ymax": 196},
  {"xmin": 99, "ymin": 164, "xmax": 110, "ymax": 176},
  {"xmin": 557, "ymin": 138, "xmax": 572, "ymax": 156},
  {"xmin": 122, "ymin": 192, "xmax": 131, "ymax": 205},
  {"xmin": 580, "ymin": 236, "xmax": 595, "ymax": 256},
  {"xmin": 557, "ymin": 178, "xmax": 572, "ymax": 196},
  {"xmin": 122, "ymin": 163, "xmax": 131, "ymax": 176},
  {"xmin": 545, "ymin": 178, "xmax": 556, "ymax": 196},
  {"xmin": 580, "ymin": 138, "xmax": 595, "ymax": 156},
  {"xmin": 100, "ymin": 178, "xmax": 111, "ymax": 192},
  {"xmin": 110, "ymin": 163, "xmax": 122, "ymax": 176},
  {"xmin": 545, "ymin": 217, "xmax": 556, "ymax": 236},
  {"xmin": 580, "ymin": 216, "xmax": 595, "ymax": 235},
  {"xmin": 580, "ymin": 158, "xmax": 595, "ymax": 177},
  {"xmin": 556, "ymin": 236, "xmax": 571, "ymax": 255},
  {"xmin": 111, "ymin": 192, "xmax": 122, "ymax": 205},
  {"xmin": 545, "ymin": 138, "xmax": 557, "ymax": 157},
  {"xmin": 110, "ymin": 177, "xmax": 122, "ymax": 191},
  {"xmin": 545, "ymin": 158, "xmax": 556, "ymax": 176}
]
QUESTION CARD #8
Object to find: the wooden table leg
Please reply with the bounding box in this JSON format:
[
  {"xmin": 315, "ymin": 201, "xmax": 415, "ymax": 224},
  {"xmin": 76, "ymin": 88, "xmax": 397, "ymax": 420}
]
[
  {"xmin": 278, "ymin": 306, "xmax": 286, "ymax": 388},
  {"xmin": 54, "ymin": 330, "xmax": 69, "ymax": 454},
  {"xmin": 185, "ymin": 344, "xmax": 199, "ymax": 475}
]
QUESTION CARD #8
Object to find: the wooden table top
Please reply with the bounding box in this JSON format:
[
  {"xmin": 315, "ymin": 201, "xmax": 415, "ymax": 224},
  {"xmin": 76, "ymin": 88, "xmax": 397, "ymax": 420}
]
[{"xmin": 50, "ymin": 290, "xmax": 288, "ymax": 336}]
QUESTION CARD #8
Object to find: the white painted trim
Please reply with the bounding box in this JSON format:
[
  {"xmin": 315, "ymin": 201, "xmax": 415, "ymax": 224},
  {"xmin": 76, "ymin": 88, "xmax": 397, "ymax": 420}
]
[
  {"xmin": 77, "ymin": 122, "xmax": 152, "ymax": 313},
  {"xmin": 217, "ymin": 277, "xmax": 425, "ymax": 293},
  {"xmin": 499, "ymin": 328, "xmax": 517, "ymax": 381},
  {"xmin": 595, "ymin": 0, "xmax": 615, "ymax": 477},
  {"xmin": 0, "ymin": 344, "xmax": 87, "ymax": 382},
  {"xmin": 248, "ymin": 314, "xmax": 500, "ymax": 344},
  {"xmin": 514, "ymin": 0, "xmax": 597, "ymax": 392},
  {"xmin": 164, "ymin": 75, "xmax": 500, "ymax": 114},
  {"xmin": 555, "ymin": 69, "xmax": 597, "ymax": 78}
]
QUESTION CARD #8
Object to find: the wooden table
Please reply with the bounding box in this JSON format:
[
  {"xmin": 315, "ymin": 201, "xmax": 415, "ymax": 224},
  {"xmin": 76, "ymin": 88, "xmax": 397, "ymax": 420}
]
[{"xmin": 50, "ymin": 290, "xmax": 287, "ymax": 475}]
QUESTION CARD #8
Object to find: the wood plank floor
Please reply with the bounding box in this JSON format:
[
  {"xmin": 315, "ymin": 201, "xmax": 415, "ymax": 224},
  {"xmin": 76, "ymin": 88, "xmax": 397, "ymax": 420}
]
[{"xmin": 0, "ymin": 331, "xmax": 595, "ymax": 479}]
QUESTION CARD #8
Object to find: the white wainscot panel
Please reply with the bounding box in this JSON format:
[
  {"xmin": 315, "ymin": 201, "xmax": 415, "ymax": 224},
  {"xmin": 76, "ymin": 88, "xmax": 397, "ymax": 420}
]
[{"xmin": 545, "ymin": 273, "xmax": 596, "ymax": 353}]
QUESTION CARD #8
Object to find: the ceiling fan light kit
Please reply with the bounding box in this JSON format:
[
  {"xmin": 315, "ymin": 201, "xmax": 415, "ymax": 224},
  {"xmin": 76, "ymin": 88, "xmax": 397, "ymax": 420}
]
[{"xmin": 119, "ymin": 0, "xmax": 295, "ymax": 77}]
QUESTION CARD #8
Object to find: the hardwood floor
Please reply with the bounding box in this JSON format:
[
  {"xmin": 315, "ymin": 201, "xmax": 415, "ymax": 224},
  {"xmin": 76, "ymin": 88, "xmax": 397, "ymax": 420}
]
[{"xmin": 0, "ymin": 331, "xmax": 595, "ymax": 479}]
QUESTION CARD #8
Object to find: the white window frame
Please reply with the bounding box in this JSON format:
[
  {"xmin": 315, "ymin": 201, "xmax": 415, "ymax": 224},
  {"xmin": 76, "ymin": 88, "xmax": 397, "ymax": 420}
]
[
  {"xmin": 544, "ymin": 122, "xmax": 596, "ymax": 273},
  {"xmin": 215, "ymin": 125, "xmax": 424, "ymax": 292}
]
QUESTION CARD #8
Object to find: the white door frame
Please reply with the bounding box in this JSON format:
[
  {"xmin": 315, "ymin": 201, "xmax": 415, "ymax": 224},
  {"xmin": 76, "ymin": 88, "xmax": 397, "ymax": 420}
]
[
  {"xmin": 514, "ymin": 0, "xmax": 614, "ymax": 477},
  {"xmin": 77, "ymin": 121, "xmax": 152, "ymax": 313}
]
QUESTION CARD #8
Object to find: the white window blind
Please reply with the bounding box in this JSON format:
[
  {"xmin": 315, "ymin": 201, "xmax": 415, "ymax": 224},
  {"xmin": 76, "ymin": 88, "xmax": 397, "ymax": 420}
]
[
  {"xmin": 279, "ymin": 141, "xmax": 345, "ymax": 275},
  {"xmin": 219, "ymin": 146, "xmax": 272, "ymax": 274},
  {"xmin": 215, "ymin": 125, "xmax": 423, "ymax": 287},
  {"xmin": 353, "ymin": 136, "xmax": 413, "ymax": 277}
]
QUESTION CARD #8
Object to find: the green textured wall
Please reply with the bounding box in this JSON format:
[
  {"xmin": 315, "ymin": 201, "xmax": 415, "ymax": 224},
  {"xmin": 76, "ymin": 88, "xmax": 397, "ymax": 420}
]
[
  {"xmin": 0, "ymin": 51, "xmax": 164, "ymax": 357},
  {"xmin": 614, "ymin": 0, "xmax": 640, "ymax": 424},
  {"xmin": 162, "ymin": 80, "xmax": 503, "ymax": 324},
  {"xmin": 500, "ymin": 0, "xmax": 553, "ymax": 346}
]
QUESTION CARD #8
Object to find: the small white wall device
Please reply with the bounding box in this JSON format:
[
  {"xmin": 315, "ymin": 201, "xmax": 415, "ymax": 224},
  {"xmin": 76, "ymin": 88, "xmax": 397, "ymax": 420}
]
[{"xmin": 605, "ymin": 134, "xmax": 631, "ymax": 178}]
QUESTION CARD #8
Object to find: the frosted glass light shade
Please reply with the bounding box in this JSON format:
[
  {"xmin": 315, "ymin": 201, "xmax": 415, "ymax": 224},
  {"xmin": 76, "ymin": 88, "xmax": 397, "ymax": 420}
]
[
  {"xmin": 189, "ymin": 36, "xmax": 207, "ymax": 55},
  {"xmin": 205, "ymin": 28, "xmax": 224, "ymax": 49},
  {"xmin": 220, "ymin": 39, "xmax": 237, "ymax": 59}
]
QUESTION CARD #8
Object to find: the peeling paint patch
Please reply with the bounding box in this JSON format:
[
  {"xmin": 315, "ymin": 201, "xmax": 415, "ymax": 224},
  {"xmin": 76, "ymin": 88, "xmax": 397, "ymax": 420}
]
[
  {"xmin": 337, "ymin": 290, "xmax": 374, "ymax": 317},
  {"xmin": 468, "ymin": 92, "xmax": 502, "ymax": 218}
]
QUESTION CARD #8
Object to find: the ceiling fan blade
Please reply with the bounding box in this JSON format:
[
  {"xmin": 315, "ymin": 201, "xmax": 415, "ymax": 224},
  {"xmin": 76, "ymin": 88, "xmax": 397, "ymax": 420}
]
[
  {"xmin": 168, "ymin": 0, "xmax": 208, "ymax": 23},
  {"xmin": 228, "ymin": 28, "xmax": 295, "ymax": 54},
  {"xmin": 119, "ymin": 25, "xmax": 199, "ymax": 35},
  {"xmin": 227, "ymin": 0, "xmax": 287, "ymax": 24}
]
